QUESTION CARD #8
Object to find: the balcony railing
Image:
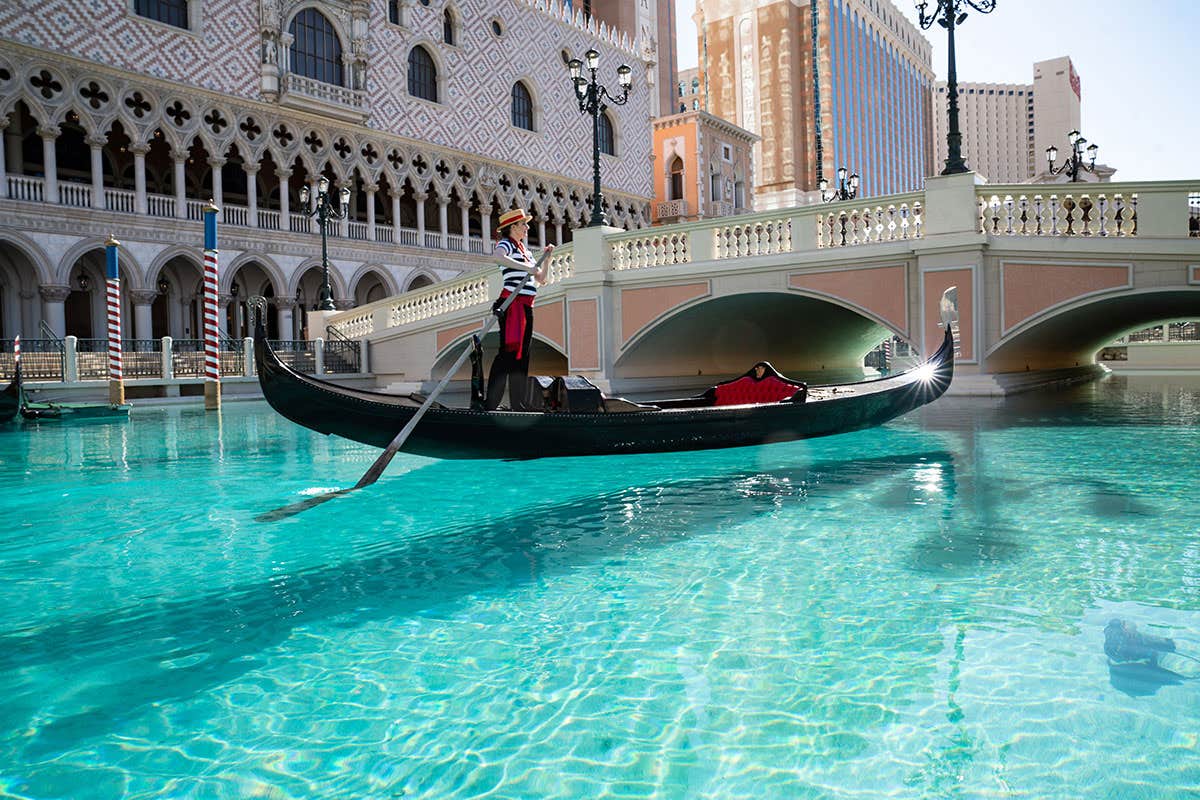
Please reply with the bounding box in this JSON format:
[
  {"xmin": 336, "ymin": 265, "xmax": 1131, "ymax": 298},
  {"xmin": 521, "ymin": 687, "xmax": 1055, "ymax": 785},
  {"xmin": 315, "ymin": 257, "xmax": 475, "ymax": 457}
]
[
  {"xmin": 280, "ymin": 73, "xmax": 367, "ymax": 120},
  {"xmin": 0, "ymin": 336, "xmax": 362, "ymax": 382},
  {"xmin": 656, "ymin": 199, "xmax": 688, "ymax": 219}
]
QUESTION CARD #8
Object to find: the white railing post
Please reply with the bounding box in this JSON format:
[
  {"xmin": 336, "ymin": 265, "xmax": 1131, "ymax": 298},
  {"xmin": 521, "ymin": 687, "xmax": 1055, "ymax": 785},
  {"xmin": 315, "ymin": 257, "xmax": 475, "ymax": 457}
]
[
  {"xmin": 161, "ymin": 336, "xmax": 173, "ymax": 379},
  {"xmin": 924, "ymin": 173, "xmax": 981, "ymax": 237},
  {"xmin": 314, "ymin": 338, "xmax": 325, "ymax": 375},
  {"xmin": 784, "ymin": 209, "xmax": 814, "ymax": 251},
  {"xmin": 689, "ymin": 223, "xmax": 715, "ymax": 262},
  {"xmin": 1135, "ymin": 186, "xmax": 1186, "ymax": 237},
  {"xmin": 64, "ymin": 335, "xmax": 79, "ymax": 383},
  {"xmin": 243, "ymin": 337, "xmax": 255, "ymax": 377}
]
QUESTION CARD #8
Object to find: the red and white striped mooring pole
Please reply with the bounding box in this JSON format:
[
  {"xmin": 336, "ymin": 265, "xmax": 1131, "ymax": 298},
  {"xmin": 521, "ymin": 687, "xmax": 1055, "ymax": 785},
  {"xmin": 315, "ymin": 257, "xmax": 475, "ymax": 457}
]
[
  {"xmin": 104, "ymin": 236, "xmax": 124, "ymax": 406},
  {"xmin": 203, "ymin": 201, "xmax": 221, "ymax": 411}
]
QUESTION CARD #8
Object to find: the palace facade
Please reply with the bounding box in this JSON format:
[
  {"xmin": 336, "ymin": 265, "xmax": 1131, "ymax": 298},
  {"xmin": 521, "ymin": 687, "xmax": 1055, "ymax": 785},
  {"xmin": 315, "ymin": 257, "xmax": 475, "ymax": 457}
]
[{"xmin": 0, "ymin": 0, "xmax": 661, "ymax": 342}]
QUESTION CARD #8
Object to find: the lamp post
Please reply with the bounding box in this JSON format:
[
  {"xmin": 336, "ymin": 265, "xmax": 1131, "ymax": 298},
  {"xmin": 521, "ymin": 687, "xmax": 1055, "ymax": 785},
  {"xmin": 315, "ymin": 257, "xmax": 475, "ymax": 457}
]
[
  {"xmin": 915, "ymin": 0, "xmax": 997, "ymax": 176},
  {"xmin": 568, "ymin": 49, "xmax": 632, "ymax": 227},
  {"xmin": 1046, "ymin": 130, "xmax": 1099, "ymax": 182},
  {"xmin": 820, "ymin": 167, "xmax": 859, "ymax": 202},
  {"xmin": 298, "ymin": 176, "xmax": 350, "ymax": 311}
]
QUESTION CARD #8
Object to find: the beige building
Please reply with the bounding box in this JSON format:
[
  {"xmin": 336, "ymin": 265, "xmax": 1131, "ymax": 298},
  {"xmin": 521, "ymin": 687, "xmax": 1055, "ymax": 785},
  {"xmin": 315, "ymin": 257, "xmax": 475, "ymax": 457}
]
[
  {"xmin": 651, "ymin": 109, "xmax": 757, "ymax": 224},
  {"xmin": 694, "ymin": 0, "xmax": 935, "ymax": 209},
  {"xmin": 933, "ymin": 56, "xmax": 1090, "ymax": 183}
]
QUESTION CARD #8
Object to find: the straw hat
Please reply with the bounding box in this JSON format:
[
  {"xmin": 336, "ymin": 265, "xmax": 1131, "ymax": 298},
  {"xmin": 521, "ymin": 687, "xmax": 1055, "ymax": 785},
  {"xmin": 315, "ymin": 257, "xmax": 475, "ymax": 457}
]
[{"xmin": 497, "ymin": 208, "xmax": 533, "ymax": 231}]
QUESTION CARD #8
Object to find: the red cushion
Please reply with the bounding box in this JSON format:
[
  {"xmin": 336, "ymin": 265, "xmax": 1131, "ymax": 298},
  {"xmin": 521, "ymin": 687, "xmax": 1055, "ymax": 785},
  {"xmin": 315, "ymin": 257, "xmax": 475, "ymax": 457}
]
[{"xmin": 713, "ymin": 375, "xmax": 801, "ymax": 406}]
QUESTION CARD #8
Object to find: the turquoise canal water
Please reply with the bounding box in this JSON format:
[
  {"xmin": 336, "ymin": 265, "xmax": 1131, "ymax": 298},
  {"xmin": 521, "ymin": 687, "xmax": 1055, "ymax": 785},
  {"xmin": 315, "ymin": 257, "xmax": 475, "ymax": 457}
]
[{"xmin": 1, "ymin": 375, "xmax": 1199, "ymax": 799}]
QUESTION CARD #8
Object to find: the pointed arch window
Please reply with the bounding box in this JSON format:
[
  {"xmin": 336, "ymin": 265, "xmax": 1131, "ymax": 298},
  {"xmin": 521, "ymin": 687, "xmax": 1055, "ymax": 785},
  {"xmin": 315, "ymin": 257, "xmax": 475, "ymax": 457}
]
[
  {"xmin": 598, "ymin": 111, "xmax": 615, "ymax": 156},
  {"xmin": 511, "ymin": 82, "xmax": 534, "ymax": 131},
  {"xmin": 135, "ymin": 0, "xmax": 188, "ymax": 29},
  {"xmin": 443, "ymin": 9, "xmax": 455, "ymax": 44},
  {"xmin": 669, "ymin": 157, "xmax": 684, "ymax": 201},
  {"xmin": 289, "ymin": 9, "xmax": 344, "ymax": 86},
  {"xmin": 408, "ymin": 46, "xmax": 438, "ymax": 102}
]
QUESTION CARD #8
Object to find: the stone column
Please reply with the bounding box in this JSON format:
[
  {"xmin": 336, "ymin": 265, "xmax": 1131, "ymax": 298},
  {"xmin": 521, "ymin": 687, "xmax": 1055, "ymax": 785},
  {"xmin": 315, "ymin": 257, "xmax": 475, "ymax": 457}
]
[
  {"xmin": 437, "ymin": 192, "xmax": 449, "ymax": 250},
  {"xmin": 275, "ymin": 299, "xmax": 296, "ymax": 341},
  {"xmin": 88, "ymin": 135, "xmax": 107, "ymax": 209},
  {"xmin": 554, "ymin": 217, "xmax": 563, "ymax": 245},
  {"xmin": 39, "ymin": 125, "xmax": 60, "ymax": 204},
  {"xmin": 244, "ymin": 162, "xmax": 259, "ymax": 228},
  {"xmin": 171, "ymin": 149, "xmax": 187, "ymax": 219},
  {"xmin": 4, "ymin": 118, "xmax": 20, "ymax": 176},
  {"xmin": 130, "ymin": 290, "xmax": 158, "ymax": 340},
  {"xmin": 414, "ymin": 190, "xmax": 427, "ymax": 245},
  {"xmin": 365, "ymin": 182, "xmax": 378, "ymax": 241},
  {"xmin": 537, "ymin": 217, "xmax": 547, "ymax": 248},
  {"xmin": 0, "ymin": 120, "xmax": 8, "ymax": 200},
  {"xmin": 458, "ymin": 199, "xmax": 470, "ymax": 250},
  {"xmin": 131, "ymin": 143, "xmax": 150, "ymax": 215},
  {"xmin": 391, "ymin": 189, "xmax": 402, "ymax": 244},
  {"xmin": 276, "ymin": 168, "xmax": 291, "ymax": 229},
  {"xmin": 208, "ymin": 157, "xmax": 225, "ymax": 207},
  {"xmin": 479, "ymin": 202, "xmax": 492, "ymax": 246},
  {"xmin": 39, "ymin": 285, "xmax": 71, "ymax": 337}
]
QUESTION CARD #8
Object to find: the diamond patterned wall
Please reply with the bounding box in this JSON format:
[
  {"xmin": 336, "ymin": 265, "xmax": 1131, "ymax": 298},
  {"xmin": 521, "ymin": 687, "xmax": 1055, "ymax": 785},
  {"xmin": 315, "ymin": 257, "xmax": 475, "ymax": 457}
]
[{"xmin": 0, "ymin": 0, "xmax": 653, "ymax": 212}]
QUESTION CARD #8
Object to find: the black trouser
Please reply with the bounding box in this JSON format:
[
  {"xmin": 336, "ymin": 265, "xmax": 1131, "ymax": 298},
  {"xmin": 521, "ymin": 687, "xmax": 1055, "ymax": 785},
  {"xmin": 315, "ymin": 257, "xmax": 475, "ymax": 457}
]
[{"xmin": 485, "ymin": 304, "xmax": 534, "ymax": 410}]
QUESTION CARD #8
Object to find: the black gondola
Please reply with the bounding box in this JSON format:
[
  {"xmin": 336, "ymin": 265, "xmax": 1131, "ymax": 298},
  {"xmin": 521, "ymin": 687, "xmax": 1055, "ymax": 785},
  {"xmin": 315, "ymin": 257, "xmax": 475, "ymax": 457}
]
[
  {"xmin": 254, "ymin": 314, "xmax": 955, "ymax": 460},
  {"xmin": 0, "ymin": 364, "xmax": 20, "ymax": 424}
]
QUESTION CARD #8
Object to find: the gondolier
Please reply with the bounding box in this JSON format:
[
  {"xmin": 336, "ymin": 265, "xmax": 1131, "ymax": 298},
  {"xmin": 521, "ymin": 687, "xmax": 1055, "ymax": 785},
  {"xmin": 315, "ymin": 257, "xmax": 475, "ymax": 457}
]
[{"xmin": 485, "ymin": 208, "xmax": 553, "ymax": 410}]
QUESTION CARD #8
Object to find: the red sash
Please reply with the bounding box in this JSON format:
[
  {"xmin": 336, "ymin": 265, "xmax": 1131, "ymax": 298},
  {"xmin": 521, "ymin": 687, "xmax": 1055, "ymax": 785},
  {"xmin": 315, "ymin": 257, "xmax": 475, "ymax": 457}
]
[{"xmin": 499, "ymin": 292, "xmax": 535, "ymax": 358}]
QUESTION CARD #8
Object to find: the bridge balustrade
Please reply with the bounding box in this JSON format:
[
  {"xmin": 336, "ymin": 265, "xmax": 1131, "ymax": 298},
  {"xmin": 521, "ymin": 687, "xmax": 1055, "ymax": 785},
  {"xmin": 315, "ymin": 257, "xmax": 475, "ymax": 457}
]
[
  {"xmin": 979, "ymin": 191, "xmax": 1137, "ymax": 237},
  {"xmin": 610, "ymin": 230, "xmax": 690, "ymax": 269},
  {"xmin": 815, "ymin": 198, "xmax": 925, "ymax": 248},
  {"xmin": 320, "ymin": 178, "xmax": 1199, "ymax": 353}
]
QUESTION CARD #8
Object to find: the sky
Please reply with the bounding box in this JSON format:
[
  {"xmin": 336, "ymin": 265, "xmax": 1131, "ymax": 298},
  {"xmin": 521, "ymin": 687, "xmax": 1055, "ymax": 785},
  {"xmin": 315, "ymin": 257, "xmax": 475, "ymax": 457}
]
[{"xmin": 674, "ymin": 1, "xmax": 1198, "ymax": 182}]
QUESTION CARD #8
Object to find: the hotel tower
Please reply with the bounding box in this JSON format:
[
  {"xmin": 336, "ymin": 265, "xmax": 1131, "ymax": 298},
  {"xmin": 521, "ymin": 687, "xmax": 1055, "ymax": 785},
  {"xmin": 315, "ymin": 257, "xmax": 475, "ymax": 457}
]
[{"xmin": 694, "ymin": 0, "xmax": 936, "ymax": 209}]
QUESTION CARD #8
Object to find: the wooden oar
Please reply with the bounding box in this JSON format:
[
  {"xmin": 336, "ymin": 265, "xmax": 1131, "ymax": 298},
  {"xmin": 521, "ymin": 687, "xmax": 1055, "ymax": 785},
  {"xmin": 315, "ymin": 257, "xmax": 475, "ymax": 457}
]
[
  {"xmin": 354, "ymin": 250, "xmax": 549, "ymax": 488},
  {"xmin": 255, "ymin": 250, "xmax": 549, "ymax": 523}
]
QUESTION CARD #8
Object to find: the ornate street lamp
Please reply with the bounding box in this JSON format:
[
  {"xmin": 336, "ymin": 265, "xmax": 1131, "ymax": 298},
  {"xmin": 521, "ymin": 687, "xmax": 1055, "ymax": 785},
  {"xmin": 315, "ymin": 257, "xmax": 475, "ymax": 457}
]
[
  {"xmin": 568, "ymin": 50, "xmax": 632, "ymax": 227},
  {"xmin": 298, "ymin": 176, "xmax": 350, "ymax": 311},
  {"xmin": 1046, "ymin": 130, "xmax": 1099, "ymax": 182},
  {"xmin": 915, "ymin": 0, "xmax": 997, "ymax": 175},
  {"xmin": 820, "ymin": 167, "xmax": 860, "ymax": 203}
]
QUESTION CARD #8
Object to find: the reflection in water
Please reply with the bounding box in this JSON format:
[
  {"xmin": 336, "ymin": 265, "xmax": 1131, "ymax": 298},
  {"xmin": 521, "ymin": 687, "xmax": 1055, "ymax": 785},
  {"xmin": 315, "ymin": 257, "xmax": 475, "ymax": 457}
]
[
  {"xmin": 1, "ymin": 449, "xmax": 954, "ymax": 756},
  {"xmin": 1104, "ymin": 618, "xmax": 1200, "ymax": 697}
]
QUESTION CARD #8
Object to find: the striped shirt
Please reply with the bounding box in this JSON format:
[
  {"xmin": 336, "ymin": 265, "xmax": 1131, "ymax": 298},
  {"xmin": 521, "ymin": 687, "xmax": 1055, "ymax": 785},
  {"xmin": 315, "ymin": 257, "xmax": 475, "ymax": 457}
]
[{"xmin": 496, "ymin": 238, "xmax": 538, "ymax": 297}]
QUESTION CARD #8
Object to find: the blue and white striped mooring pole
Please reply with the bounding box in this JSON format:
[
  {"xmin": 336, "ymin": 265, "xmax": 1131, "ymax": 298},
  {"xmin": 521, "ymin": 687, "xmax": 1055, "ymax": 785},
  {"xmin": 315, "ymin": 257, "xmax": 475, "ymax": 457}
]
[
  {"xmin": 104, "ymin": 236, "xmax": 124, "ymax": 406},
  {"xmin": 203, "ymin": 201, "xmax": 221, "ymax": 410}
]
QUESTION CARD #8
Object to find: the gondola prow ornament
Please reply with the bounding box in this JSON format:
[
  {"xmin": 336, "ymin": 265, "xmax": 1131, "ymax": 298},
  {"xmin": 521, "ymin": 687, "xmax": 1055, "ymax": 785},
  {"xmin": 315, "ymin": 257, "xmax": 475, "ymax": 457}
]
[{"xmin": 940, "ymin": 286, "xmax": 960, "ymax": 358}]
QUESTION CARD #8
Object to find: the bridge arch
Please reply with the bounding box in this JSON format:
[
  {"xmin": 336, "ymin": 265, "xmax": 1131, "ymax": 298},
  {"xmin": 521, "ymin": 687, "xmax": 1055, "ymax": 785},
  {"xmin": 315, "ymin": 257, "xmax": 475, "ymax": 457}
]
[
  {"xmin": 430, "ymin": 329, "xmax": 566, "ymax": 382},
  {"xmin": 613, "ymin": 289, "xmax": 894, "ymax": 381},
  {"xmin": 986, "ymin": 287, "xmax": 1200, "ymax": 372}
]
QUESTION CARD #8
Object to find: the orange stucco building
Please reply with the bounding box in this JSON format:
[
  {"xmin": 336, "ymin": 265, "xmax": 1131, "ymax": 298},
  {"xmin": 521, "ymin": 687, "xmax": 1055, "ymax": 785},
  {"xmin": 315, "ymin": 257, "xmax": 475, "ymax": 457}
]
[{"xmin": 651, "ymin": 109, "xmax": 758, "ymax": 224}]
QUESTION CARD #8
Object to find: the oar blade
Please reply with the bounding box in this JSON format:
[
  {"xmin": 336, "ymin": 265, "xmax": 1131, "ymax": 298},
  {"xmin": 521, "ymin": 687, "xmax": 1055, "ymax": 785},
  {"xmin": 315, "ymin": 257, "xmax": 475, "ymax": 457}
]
[
  {"xmin": 354, "ymin": 450, "xmax": 395, "ymax": 489},
  {"xmin": 255, "ymin": 488, "xmax": 349, "ymax": 523}
]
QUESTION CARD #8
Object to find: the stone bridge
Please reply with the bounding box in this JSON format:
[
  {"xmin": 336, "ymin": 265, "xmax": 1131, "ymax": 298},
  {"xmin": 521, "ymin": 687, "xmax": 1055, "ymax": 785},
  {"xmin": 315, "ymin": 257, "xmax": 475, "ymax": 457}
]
[{"xmin": 327, "ymin": 173, "xmax": 1200, "ymax": 395}]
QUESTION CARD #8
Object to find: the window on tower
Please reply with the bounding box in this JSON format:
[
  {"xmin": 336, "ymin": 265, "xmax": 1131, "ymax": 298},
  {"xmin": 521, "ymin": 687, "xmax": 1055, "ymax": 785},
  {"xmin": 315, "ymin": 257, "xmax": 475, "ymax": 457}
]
[
  {"xmin": 135, "ymin": 0, "xmax": 188, "ymax": 29},
  {"xmin": 289, "ymin": 8, "xmax": 344, "ymax": 86},
  {"xmin": 407, "ymin": 46, "xmax": 438, "ymax": 102},
  {"xmin": 511, "ymin": 81, "xmax": 534, "ymax": 131},
  {"xmin": 598, "ymin": 111, "xmax": 615, "ymax": 156}
]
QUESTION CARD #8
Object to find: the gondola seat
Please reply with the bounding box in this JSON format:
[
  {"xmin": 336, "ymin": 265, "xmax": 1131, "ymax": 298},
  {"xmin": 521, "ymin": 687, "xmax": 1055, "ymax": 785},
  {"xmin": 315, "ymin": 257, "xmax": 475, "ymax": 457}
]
[{"xmin": 712, "ymin": 362, "xmax": 807, "ymax": 406}]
